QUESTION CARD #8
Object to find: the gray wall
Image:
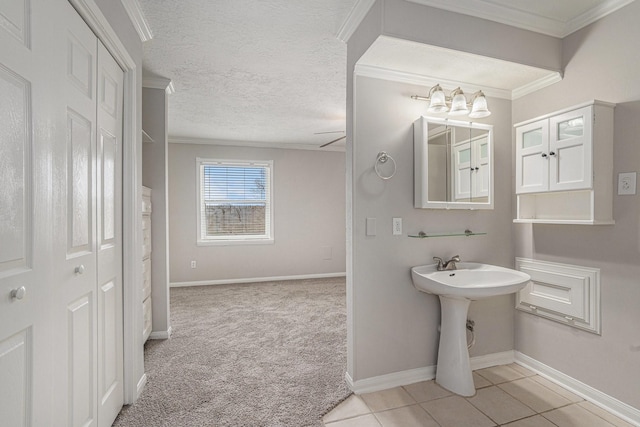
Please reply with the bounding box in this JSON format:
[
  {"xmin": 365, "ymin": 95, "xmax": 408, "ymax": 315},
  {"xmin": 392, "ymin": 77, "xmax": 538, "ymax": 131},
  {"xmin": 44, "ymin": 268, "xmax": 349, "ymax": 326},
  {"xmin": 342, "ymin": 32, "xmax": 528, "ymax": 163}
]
[
  {"xmin": 142, "ymin": 87, "xmax": 171, "ymax": 335},
  {"xmin": 513, "ymin": 1, "xmax": 640, "ymax": 410},
  {"xmin": 168, "ymin": 144, "xmax": 346, "ymax": 283},
  {"xmin": 346, "ymin": 0, "xmax": 563, "ymax": 383},
  {"xmin": 346, "ymin": 0, "xmax": 640, "ymax": 412},
  {"xmin": 350, "ymin": 76, "xmax": 514, "ymax": 381}
]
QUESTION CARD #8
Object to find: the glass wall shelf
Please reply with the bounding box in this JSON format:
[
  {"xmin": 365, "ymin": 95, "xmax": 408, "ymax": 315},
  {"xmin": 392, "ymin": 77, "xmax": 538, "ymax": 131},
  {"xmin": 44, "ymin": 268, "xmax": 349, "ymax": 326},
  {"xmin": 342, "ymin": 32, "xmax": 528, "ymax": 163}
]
[{"xmin": 408, "ymin": 229, "xmax": 486, "ymax": 238}]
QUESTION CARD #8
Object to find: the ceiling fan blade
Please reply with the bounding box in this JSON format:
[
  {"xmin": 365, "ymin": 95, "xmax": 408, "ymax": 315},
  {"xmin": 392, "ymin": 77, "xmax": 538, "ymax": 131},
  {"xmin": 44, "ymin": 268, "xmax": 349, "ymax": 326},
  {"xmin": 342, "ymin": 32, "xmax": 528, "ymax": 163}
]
[{"xmin": 320, "ymin": 135, "xmax": 346, "ymax": 148}]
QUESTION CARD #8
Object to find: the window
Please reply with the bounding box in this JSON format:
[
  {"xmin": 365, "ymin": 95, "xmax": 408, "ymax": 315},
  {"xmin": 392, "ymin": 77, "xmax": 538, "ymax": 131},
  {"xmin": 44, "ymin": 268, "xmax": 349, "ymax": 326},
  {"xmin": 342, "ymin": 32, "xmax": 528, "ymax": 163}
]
[{"xmin": 197, "ymin": 158, "xmax": 273, "ymax": 245}]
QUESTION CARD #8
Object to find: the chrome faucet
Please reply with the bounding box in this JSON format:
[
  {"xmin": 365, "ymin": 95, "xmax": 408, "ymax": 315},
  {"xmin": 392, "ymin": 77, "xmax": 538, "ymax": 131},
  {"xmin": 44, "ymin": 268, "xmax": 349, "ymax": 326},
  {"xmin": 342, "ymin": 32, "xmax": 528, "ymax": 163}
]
[{"xmin": 434, "ymin": 255, "xmax": 461, "ymax": 271}]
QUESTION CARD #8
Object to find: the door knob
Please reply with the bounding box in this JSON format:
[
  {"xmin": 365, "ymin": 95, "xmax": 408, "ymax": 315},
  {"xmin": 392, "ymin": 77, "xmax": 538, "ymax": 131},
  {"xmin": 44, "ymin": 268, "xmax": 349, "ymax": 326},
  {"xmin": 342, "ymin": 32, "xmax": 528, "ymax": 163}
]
[
  {"xmin": 10, "ymin": 286, "xmax": 26, "ymax": 300},
  {"xmin": 75, "ymin": 265, "xmax": 85, "ymax": 275}
]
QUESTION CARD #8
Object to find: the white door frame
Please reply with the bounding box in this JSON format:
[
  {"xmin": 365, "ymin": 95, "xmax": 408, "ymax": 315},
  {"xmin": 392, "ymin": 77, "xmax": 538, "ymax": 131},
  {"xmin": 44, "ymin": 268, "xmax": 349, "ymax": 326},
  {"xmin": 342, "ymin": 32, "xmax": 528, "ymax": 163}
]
[{"xmin": 68, "ymin": 0, "xmax": 144, "ymax": 404}]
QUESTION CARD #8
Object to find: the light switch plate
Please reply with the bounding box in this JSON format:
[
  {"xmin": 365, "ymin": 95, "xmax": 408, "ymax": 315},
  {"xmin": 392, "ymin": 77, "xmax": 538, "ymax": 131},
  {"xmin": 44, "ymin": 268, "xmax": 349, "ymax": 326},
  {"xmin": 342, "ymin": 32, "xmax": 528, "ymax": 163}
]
[
  {"xmin": 366, "ymin": 218, "xmax": 376, "ymax": 236},
  {"xmin": 618, "ymin": 172, "xmax": 637, "ymax": 195}
]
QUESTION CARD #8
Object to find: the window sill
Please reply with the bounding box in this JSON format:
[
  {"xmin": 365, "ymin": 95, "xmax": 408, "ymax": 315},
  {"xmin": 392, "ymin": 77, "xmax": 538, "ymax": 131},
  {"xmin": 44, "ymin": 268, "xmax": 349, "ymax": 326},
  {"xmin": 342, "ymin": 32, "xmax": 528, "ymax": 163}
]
[{"xmin": 197, "ymin": 238, "xmax": 274, "ymax": 247}]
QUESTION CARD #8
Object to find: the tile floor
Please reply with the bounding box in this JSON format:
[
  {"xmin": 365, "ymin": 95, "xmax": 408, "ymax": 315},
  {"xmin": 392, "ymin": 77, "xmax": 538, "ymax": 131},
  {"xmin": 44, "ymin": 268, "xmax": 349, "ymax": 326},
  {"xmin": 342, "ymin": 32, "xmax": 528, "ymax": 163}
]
[{"xmin": 323, "ymin": 364, "xmax": 635, "ymax": 427}]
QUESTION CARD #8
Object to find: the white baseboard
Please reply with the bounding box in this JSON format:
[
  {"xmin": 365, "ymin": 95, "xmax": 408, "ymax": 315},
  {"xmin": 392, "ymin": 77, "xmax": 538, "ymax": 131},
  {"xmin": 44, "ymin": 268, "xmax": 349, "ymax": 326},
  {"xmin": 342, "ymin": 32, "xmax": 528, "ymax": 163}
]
[
  {"xmin": 136, "ymin": 373, "xmax": 147, "ymax": 400},
  {"xmin": 470, "ymin": 350, "xmax": 516, "ymax": 370},
  {"xmin": 149, "ymin": 326, "xmax": 172, "ymax": 340},
  {"xmin": 347, "ymin": 350, "xmax": 515, "ymax": 394},
  {"xmin": 170, "ymin": 272, "xmax": 347, "ymax": 288},
  {"xmin": 346, "ymin": 366, "xmax": 436, "ymax": 394},
  {"xmin": 515, "ymin": 351, "xmax": 640, "ymax": 426}
]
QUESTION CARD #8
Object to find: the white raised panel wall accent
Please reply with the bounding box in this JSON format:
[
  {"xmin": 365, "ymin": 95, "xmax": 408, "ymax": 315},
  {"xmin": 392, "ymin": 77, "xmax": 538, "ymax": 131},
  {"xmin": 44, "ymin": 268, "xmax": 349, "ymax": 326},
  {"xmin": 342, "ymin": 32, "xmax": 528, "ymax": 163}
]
[
  {"xmin": 515, "ymin": 258, "xmax": 601, "ymax": 334},
  {"xmin": 514, "ymin": 100, "xmax": 615, "ymax": 224}
]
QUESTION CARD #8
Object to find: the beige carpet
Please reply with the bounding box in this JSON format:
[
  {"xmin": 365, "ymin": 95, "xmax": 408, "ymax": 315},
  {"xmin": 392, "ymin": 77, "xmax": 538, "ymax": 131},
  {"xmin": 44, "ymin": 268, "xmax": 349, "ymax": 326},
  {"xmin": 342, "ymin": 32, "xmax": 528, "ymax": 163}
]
[{"xmin": 114, "ymin": 277, "xmax": 350, "ymax": 426}]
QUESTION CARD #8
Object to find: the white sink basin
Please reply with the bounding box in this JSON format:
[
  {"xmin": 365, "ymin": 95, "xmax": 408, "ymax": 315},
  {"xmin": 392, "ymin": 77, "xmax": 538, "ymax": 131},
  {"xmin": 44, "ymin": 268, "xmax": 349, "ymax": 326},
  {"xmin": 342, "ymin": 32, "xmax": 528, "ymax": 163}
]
[
  {"xmin": 410, "ymin": 262, "xmax": 530, "ymax": 396},
  {"xmin": 411, "ymin": 262, "xmax": 531, "ymax": 300}
]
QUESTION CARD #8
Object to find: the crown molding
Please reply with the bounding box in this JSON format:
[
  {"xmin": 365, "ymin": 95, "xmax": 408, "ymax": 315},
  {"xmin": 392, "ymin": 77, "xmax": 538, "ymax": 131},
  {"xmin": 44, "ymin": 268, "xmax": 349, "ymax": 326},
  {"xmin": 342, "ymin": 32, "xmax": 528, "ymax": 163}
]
[
  {"xmin": 168, "ymin": 136, "xmax": 345, "ymax": 152},
  {"xmin": 121, "ymin": 0, "xmax": 153, "ymax": 42},
  {"xmin": 355, "ymin": 63, "xmax": 563, "ymax": 100},
  {"xmin": 511, "ymin": 71, "xmax": 563, "ymax": 99},
  {"xmin": 142, "ymin": 76, "xmax": 175, "ymax": 94},
  {"xmin": 564, "ymin": 0, "xmax": 636, "ymax": 37},
  {"xmin": 406, "ymin": 0, "xmax": 635, "ymax": 38},
  {"xmin": 354, "ymin": 63, "xmax": 513, "ymax": 99},
  {"xmin": 336, "ymin": 0, "xmax": 376, "ymax": 42}
]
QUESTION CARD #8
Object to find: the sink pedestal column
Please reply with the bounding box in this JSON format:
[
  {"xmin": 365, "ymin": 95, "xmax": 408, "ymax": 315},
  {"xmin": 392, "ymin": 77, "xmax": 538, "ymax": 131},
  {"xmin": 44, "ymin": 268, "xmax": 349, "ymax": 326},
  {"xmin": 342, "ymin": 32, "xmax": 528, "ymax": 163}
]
[{"xmin": 436, "ymin": 296, "xmax": 475, "ymax": 396}]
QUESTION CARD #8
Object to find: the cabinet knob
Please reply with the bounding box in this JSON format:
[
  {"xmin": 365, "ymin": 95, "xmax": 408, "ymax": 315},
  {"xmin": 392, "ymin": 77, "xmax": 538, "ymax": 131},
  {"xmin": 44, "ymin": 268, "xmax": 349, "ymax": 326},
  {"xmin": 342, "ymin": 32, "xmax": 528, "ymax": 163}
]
[
  {"xmin": 541, "ymin": 153, "xmax": 548, "ymax": 158},
  {"xmin": 549, "ymin": 151, "xmax": 556, "ymax": 156},
  {"xmin": 75, "ymin": 265, "xmax": 85, "ymax": 275},
  {"xmin": 10, "ymin": 286, "xmax": 26, "ymax": 300}
]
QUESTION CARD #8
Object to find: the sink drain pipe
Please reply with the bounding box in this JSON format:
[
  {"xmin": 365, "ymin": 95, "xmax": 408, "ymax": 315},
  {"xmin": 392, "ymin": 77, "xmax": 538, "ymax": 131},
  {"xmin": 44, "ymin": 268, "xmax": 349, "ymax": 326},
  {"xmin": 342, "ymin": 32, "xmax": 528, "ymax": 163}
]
[{"xmin": 466, "ymin": 319, "xmax": 476, "ymax": 349}]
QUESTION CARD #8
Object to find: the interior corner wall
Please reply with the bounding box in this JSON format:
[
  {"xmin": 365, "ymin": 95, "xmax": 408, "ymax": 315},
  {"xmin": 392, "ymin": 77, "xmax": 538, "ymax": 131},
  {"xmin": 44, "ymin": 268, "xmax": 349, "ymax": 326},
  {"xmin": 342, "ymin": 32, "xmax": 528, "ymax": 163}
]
[
  {"xmin": 381, "ymin": 0, "xmax": 562, "ymax": 72},
  {"xmin": 345, "ymin": 0, "xmax": 561, "ymax": 385},
  {"xmin": 142, "ymin": 87, "xmax": 170, "ymax": 334},
  {"xmin": 512, "ymin": 1, "xmax": 640, "ymax": 411},
  {"xmin": 349, "ymin": 75, "xmax": 514, "ymax": 382},
  {"xmin": 167, "ymin": 144, "xmax": 346, "ymax": 284}
]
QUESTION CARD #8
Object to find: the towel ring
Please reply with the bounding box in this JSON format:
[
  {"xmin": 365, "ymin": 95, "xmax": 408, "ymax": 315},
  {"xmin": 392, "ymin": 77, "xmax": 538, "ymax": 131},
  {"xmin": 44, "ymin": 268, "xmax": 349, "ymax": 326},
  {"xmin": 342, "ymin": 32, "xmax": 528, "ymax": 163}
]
[{"xmin": 375, "ymin": 151, "xmax": 396, "ymax": 180}]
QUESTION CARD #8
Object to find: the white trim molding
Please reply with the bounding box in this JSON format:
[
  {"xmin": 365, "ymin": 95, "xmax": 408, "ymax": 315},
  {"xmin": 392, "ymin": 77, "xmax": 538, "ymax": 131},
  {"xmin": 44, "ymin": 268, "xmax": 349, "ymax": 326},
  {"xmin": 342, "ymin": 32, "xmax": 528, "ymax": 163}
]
[
  {"xmin": 347, "ymin": 351, "xmax": 515, "ymax": 394},
  {"xmin": 142, "ymin": 76, "xmax": 175, "ymax": 95},
  {"xmin": 170, "ymin": 272, "xmax": 347, "ymax": 288},
  {"xmin": 168, "ymin": 136, "xmax": 346, "ymax": 152},
  {"xmin": 515, "ymin": 352, "xmax": 640, "ymax": 425},
  {"xmin": 136, "ymin": 373, "xmax": 147, "ymax": 400},
  {"xmin": 511, "ymin": 72, "xmax": 563, "ymax": 99},
  {"xmin": 121, "ymin": 0, "xmax": 153, "ymax": 42},
  {"xmin": 336, "ymin": 0, "xmax": 376, "ymax": 42},
  {"xmin": 149, "ymin": 327, "xmax": 172, "ymax": 340},
  {"xmin": 406, "ymin": 0, "xmax": 636, "ymax": 38},
  {"xmin": 354, "ymin": 63, "xmax": 561, "ymax": 101}
]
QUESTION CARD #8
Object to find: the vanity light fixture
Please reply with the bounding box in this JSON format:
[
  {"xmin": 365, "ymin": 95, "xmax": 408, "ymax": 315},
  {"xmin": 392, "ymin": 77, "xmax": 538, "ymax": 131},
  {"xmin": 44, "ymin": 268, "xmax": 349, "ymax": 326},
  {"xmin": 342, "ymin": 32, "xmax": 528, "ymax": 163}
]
[{"xmin": 411, "ymin": 84, "xmax": 491, "ymax": 118}]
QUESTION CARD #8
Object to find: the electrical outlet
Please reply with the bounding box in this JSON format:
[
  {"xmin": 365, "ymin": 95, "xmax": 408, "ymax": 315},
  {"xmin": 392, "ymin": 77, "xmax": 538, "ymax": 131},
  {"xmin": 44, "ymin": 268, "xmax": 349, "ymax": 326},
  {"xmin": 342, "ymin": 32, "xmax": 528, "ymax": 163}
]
[
  {"xmin": 190, "ymin": 260, "xmax": 197, "ymax": 269},
  {"xmin": 392, "ymin": 217, "xmax": 402, "ymax": 235},
  {"xmin": 618, "ymin": 172, "xmax": 637, "ymax": 195}
]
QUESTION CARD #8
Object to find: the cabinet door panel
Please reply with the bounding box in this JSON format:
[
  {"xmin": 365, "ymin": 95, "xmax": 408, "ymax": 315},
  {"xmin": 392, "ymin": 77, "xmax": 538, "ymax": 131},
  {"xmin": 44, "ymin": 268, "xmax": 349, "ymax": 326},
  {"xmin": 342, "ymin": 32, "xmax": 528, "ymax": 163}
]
[
  {"xmin": 516, "ymin": 119, "xmax": 549, "ymax": 194},
  {"xmin": 549, "ymin": 106, "xmax": 592, "ymax": 191}
]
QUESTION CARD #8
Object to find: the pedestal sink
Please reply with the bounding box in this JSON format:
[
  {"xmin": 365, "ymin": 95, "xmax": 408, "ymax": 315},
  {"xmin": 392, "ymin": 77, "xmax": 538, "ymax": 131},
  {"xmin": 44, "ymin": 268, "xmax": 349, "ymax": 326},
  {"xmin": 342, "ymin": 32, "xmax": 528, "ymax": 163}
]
[{"xmin": 411, "ymin": 262, "xmax": 531, "ymax": 396}]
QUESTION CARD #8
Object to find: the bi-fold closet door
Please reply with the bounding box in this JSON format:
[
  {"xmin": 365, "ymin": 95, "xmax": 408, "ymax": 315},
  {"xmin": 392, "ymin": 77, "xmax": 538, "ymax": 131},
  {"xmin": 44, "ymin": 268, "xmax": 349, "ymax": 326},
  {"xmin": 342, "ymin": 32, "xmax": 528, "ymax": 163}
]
[
  {"xmin": 52, "ymin": 2, "xmax": 125, "ymax": 426},
  {"xmin": 0, "ymin": 0, "xmax": 124, "ymax": 425}
]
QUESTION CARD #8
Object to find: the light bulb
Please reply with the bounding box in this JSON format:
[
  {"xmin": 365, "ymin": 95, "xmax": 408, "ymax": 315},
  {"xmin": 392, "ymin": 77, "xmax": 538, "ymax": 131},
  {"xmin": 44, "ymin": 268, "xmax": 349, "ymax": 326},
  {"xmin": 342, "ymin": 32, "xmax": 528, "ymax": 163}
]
[
  {"xmin": 448, "ymin": 88, "xmax": 469, "ymax": 116},
  {"xmin": 468, "ymin": 92, "xmax": 491, "ymax": 118}
]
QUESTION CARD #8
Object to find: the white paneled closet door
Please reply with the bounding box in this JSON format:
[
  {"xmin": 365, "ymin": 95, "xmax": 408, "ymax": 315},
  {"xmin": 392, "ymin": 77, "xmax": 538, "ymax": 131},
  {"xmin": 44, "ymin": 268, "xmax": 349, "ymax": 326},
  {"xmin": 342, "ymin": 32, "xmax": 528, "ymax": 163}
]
[
  {"xmin": 0, "ymin": 0, "xmax": 57, "ymax": 424},
  {"xmin": 50, "ymin": 1, "xmax": 124, "ymax": 426},
  {"xmin": 96, "ymin": 40, "xmax": 124, "ymax": 427}
]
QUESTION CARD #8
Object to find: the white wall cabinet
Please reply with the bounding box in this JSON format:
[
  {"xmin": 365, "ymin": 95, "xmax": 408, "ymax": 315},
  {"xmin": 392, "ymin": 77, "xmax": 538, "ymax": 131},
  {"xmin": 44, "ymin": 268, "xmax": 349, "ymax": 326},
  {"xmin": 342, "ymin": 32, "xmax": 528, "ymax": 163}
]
[{"xmin": 514, "ymin": 101, "xmax": 615, "ymax": 224}]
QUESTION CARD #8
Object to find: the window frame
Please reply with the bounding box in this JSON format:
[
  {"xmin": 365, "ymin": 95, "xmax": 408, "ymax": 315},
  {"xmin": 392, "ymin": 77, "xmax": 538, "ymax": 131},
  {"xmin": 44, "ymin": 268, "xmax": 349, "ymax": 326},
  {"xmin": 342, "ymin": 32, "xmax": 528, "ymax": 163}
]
[{"xmin": 196, "ymin": 158, "xmax": 274, "ymax": 246}]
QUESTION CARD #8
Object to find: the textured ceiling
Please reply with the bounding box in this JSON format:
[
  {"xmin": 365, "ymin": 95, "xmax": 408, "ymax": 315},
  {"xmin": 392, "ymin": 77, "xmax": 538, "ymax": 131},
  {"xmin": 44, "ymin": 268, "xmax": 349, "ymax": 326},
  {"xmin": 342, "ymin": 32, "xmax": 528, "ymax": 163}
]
[
  {"xmin": 139, "ymin": 0, "xmax": 356, "ymax": 148},
  {"xmin": 138, "ymin": 0, "xmax": 630, "ymax": 149}
]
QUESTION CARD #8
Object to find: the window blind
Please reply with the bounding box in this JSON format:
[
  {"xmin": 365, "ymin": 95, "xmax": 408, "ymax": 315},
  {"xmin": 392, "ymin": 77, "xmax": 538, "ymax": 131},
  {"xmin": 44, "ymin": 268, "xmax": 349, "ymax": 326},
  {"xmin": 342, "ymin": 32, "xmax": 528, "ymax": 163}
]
[{"xmin": 198, "ymin": 159, "xmax": 272, "ymax": 243}]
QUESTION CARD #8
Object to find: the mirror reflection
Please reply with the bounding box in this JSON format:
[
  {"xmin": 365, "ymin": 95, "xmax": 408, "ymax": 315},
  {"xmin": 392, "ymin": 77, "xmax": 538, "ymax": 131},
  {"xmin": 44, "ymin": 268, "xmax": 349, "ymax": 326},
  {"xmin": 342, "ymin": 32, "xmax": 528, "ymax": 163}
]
[{"xmin": 414, "ymin": 117, "xmax": 493, "ymax": 209}]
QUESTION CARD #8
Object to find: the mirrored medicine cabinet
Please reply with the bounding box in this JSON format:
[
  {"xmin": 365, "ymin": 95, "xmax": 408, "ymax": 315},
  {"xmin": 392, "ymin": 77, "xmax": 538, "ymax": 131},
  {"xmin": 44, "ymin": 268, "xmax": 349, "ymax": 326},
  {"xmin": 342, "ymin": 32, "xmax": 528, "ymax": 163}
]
[{"xmin": 414, "ymin": 116, "xmax": 494, "ymax": 209}]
